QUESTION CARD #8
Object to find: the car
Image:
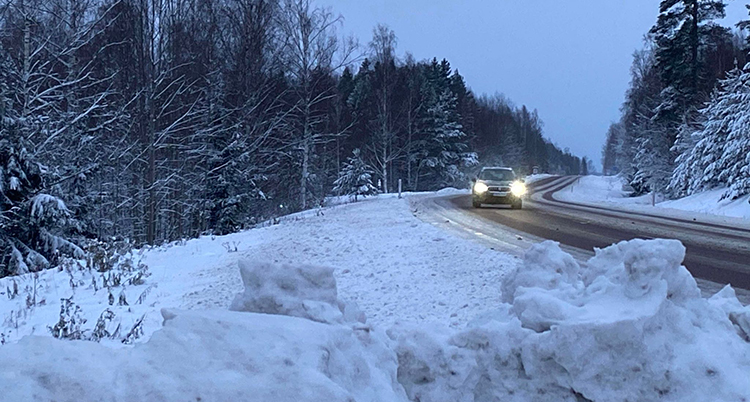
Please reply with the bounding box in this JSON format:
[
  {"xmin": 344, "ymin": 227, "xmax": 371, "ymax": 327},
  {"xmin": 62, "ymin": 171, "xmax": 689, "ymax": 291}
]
[{"xmin": 471, "ymin": 167, "xmax": 526, "ymax": 209}]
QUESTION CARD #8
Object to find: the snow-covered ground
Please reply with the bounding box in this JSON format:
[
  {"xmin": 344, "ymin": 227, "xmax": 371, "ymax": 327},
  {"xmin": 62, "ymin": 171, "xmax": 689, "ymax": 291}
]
[
  {"xmin": 555, "ymin": 175, "xmax": 750, "ymax": 221},
  {"xmin": 0, "ymin": 193, "xmax": 517, "ymax": 347},
  {"xmin": 2, "ymin": 193, "xmax": 750, "ymax": 401}
]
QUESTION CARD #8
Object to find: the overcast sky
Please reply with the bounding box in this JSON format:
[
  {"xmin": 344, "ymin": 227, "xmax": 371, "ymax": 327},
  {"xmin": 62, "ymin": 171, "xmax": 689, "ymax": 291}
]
[{"xmin": 317, "ymin": 0, "xmax": 748, "ymax": 169}]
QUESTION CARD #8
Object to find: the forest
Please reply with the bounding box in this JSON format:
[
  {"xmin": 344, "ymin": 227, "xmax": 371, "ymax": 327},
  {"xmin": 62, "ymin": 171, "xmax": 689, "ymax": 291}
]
[
  {"xmin": 0, "ymin": 0, "xmax": 581, "ymax": 276},
  {"xmin": 603, "ymin": 0, "xmax": 750, "ymax": 202}
]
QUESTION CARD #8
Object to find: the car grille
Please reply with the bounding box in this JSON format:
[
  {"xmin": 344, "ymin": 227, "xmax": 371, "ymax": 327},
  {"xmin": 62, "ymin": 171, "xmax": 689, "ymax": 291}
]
[{"xmin": 488, "ymin": 186, "xmax": 510, "ymax": 192}]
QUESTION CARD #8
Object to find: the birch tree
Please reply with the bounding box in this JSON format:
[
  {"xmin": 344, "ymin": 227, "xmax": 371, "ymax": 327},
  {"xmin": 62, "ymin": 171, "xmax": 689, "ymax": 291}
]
[{"xmin": 276, "ymin": 0, "xmax": 356, "ymax": 210}]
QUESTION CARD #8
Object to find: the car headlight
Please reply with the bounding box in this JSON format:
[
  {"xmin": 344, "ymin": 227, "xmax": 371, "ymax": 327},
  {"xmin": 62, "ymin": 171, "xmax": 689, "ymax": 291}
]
[
  {"xmin": 510, "ymin": 181, "xmax": 526, "ymax": 196},
  {"xmin": 473, "ymin": 182, "xmax": 488, "ymax": 194}
]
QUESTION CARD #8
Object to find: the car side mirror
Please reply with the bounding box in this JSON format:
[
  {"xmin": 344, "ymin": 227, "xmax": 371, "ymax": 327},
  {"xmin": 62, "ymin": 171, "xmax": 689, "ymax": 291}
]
[{"xmin": 471, "ymin": 177, "xmax": 477, "ymax": 183}]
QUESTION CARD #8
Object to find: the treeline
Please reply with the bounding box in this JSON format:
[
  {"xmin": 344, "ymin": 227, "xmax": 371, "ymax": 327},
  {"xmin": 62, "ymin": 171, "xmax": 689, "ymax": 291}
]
[
  {"xmin": 0, "ymin": 0, "xmax": 579, "ymax": 275},
  {"xmin": 603, "ymin": 0, "xmax": 750, "ymax": 200}
]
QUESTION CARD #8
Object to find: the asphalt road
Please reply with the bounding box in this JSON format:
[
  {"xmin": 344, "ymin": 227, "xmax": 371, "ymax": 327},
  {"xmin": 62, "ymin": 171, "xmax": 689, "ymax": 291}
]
[{"xmin": 436, "ymin": 176, "xmax": 750, "ymax": 291}]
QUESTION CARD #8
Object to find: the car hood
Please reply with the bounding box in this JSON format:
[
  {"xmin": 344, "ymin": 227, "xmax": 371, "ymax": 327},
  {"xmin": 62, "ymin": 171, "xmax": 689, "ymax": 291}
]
[{"xmin": 479, "ymin": 180, "xmax": 513, "ymax": 186}]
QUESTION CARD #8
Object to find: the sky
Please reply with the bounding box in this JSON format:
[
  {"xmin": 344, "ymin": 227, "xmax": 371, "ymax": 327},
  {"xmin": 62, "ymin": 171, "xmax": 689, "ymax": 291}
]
[{"xmin": 316, "ymin": 0, "xmax": 749, "ymax": 170}]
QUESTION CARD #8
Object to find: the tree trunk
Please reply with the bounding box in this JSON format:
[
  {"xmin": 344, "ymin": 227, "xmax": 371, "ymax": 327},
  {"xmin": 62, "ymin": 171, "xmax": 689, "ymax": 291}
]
[
  {"xmin": 690, "ymin": 1, "xmax": 699, "ymax": 97},
  {"xmin": 22, "ymin": 10, "xmax": 31, "ymax": 119},
  {"xmin": 407, "ymin": 108, "xmax": 413, "ymax": 190},
  {"xmin": 300, "ymin": 133, "xmax": 309, "ymax": 210},
  {"xmin": 381, "ymin": 142, "xmax": 388, "ymax": 193}
]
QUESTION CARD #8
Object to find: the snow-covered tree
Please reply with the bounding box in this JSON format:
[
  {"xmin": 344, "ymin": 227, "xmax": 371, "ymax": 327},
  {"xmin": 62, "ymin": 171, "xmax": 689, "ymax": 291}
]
[
  {"xmin": 613, "ymin": 1, "xmax": 733, "ymax": 196},
  {"xmin": 714, "ymin": 68, "xmax": 750, "ymax": 199},
  {"xmin": 332, "ymin": 149, "xmax": 378, "ymax": 201},
  {"xmin": 0, "ymin": 122, "xmax": 83, "ymax": 277},
  {"xmin": 414, "ymin": 59, "xmax": 477, "ymax": 189},
  {"xmin": 277, "ymin": 0, "xmax": 357, "ymax": 210},
  {"xmin": 669, "ymin": 66, "xmax": 750, "ymax": 200}
]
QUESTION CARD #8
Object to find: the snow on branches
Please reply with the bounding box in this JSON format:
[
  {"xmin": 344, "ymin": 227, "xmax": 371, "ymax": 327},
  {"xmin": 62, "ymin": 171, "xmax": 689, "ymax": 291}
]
[
  {"xmin": 669, "ymin": 66, "xmax": 750, "ymax": 200},
  {"xmin": 0, "ymin": 126, "xmax": 82, "ymax": 277}
]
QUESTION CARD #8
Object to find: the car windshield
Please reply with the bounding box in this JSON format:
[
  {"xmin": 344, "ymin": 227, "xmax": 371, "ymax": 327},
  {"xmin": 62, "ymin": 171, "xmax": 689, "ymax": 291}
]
[{"xmin": 479, "ymin": 169, "xmax": 515, "ymax": 181}]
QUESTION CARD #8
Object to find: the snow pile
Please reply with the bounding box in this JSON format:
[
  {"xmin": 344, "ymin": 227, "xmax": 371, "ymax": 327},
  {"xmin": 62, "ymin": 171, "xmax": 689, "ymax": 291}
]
[
  {"xmin": 553, "ymin": 175, "xmax": 650, "ymax": 206},
  {"xmin": 230, "ymin": 259, "xmax": 365, "ymax": 324},
  {"xmin": 393, "ymin": 239, "xmax": 750, "ymax": 402},
  {"xmin": 0, "ymin": 259, "xmax": 408, "ymax": 402},
  {"xmin": 0, "ymin": 309, "xmax": 407, "ymax": 402},
  {"xmin": 708, "ymin": 285, "xmax": 750, "ymax": 342}
]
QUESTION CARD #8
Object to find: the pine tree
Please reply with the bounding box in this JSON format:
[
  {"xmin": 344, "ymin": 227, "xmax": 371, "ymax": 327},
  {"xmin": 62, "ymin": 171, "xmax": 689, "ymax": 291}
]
[
  {"xmin": 418, "ymin": 87, "xmax": 475, "ymax": 188},
  {"xmin": 0, "ymin": 121, "xmax": 83, "ymax": 277},
  {"xmin": 332, "ymin": 149, "xmax": 378, "ymax": 201},
  {"xmin": 642, "ymin": 1, "xmax": 729, "ymax": 195},
  {"xmin": 414, "ymin": 59, "xmax": 477, "ymax": 189},
  {"xmin": 651, "ymin": 0, "xmax": 727, "ymax": 110},
  {"xmin": 619, "ymin": 47, "xmax": 663, "ymax": 194},
  {"xmin": 669, "ymin": 67, "xmax": 750, "ymax": 199},
  {"xmin": 716, "ymin": 70, "xmax": 750, "ymax": 200}
]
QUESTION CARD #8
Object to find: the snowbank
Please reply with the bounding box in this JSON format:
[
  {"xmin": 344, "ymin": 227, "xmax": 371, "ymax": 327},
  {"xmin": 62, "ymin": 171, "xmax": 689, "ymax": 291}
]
[
  {"xmin": 393, "ymin": 239, "xmax": 750, "ymax": 402},
  {"xmin": 0, "ymin": 309, "xmax": 406, "ymax": 402},
  {"xmin": 523, "ymin": 173, "xmax": 554, "ymax": 185},
  {"xmin": 2, "ymin": 241, "xmax": 750, "ymax": 401},
  {"xmin": 0, "ymin": 259, "xmax": 407, "ymax": 402},
  {"xmin": 660, "ymin": 187, "xmax": 750, "ymax": 220},
  {"xmin": 435, "ymin": 187, "xmax": 470, "ymax": 196},
  {"xmin": 553, "ymin": 175, "xmax": 651, "ymax": 206},
  {"xmin": 557, "ymin": 175, "xmax": 750, "ymax": 221}
]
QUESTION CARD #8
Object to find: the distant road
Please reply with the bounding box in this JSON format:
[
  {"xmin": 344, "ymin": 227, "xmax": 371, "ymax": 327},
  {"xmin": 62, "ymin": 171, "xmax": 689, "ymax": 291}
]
[{"xmin": 426, "ymin": 176, "xmax": 750, "ymax": 291}]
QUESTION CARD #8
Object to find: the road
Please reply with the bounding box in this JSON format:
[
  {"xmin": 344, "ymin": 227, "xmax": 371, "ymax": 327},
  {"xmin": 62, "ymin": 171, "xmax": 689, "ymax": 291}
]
[{"xmin": 416, "ymin": 176, "xmax": 750, "ymax": 297}]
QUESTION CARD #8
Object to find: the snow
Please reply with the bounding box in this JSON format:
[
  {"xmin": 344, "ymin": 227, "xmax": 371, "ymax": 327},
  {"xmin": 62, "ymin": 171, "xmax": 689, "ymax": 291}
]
[
  {"xmin": 392, "ymin": 239, "xmax": 750, "ymax": 402},
  {"xmin": 0, "ymin": 194, "xmax": 516, "ymax": 346},
  {"xmin": 660, "ymin": 188, "xmax": 750, "ymax": 219},
  {"xmin": 0, "ymin": 309, "xmax": 407, "ymax": 402},
  {"xmin": 523, "ymin": 173, "xmax": 553, "ymax": 185},
  {"xmin": 555, "ymin": 175, "xmax": 750, "ymax": 221},
  {"xmin": 435, "ymin": 186, "xmax": 470, "ymax": 195},
  {"xmin": 230, "ymin": 260, "xmax": 364, "ymax": 324},
  {"xmin": 30, "ymin": 193, "xmax": 69, "ymax": 219},
  {"xmin": 2, "ymin": 194, "xmax": 750, "ymax": 401}
]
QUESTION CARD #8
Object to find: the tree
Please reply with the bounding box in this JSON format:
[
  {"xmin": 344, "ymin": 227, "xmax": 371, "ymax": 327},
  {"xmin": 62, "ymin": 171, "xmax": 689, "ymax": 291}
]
[
  {"xmin": 332, "ymin": 149, "xmax": 377, "ymax": 201},
  {"xmin": 367, "ymin": 24, "xmax": 400, "ymax": 193},
  {"xmin": 581, "ymin": 157, "xmax": 589, "ymax": 176},
  {"xmin": 670, "ymin": 66, "xmax": 750, "ymax": 200},
  {"xmin": 651, "ymin": 0, "xmax": 727, "ymax": 105},
  {"xmin": 602, "ymin": 122, "xmax": 624, "ymax": 175},
  {"xmin": 639, "ymin": 0, "xmax": 731, "ymax": 196},
  {"xmin": 277, "ymin": 0, "xmax": 357, "ymax": 210},
  {"xmin": 0, "ymin": 0, "xmax": 586, "ymax": 262},
  {"xmin": 0, "ymin": 122, "xmax": 83, "ymax": 277},
  {"xmin": 414, "ymin": 59, "xmax": 476, "ymax": 190}
]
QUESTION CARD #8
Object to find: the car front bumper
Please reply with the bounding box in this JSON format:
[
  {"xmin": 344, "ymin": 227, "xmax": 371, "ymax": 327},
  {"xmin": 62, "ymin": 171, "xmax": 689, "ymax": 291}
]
[{"xmin": 473, "ymin": 191, "xmax": 521, "ymax": 204}]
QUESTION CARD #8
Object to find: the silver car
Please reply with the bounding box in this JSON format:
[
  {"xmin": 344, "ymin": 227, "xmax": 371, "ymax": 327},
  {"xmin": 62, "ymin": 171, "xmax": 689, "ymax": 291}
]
[{"xmin": 471, "ymin": 167, "xmax": 526, "ymax": 209}]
